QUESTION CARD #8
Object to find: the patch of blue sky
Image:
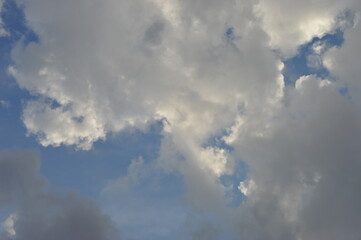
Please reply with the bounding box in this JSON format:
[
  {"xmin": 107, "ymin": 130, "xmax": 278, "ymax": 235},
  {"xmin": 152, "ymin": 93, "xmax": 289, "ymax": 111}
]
[
  {"xmin": 338, "ymin": 85, "xmax": 353, "ymax": 102},
  {"xmin": 180, "ymin": 208, "xmax": 236, "ymax": 240},
  {"xmin": 104, "ymin": 194, "xmax": 186, "ymax": 240},
  {"xmin": 39, "ymin": 121, "xmax": 165, "ymax": 198},
  {"xmin": 203, "ymin": 127, "xmax": 248, "ymax": 207},
  {"xmin": 225, "ymin": 27, "xmax": 236, "ymax": 41},
  {"xmin": 0, "ymin": 113, "xmax": 166, "ymax": 199},
  {"xmin": 0, "ymin": 0, "xmax": 173, "ymax": 202},
  {"xmin": 1, "ymin": 0, "xmax": 38, "ymax": 43},
  {"xmin": 0, "ymin": 0, "xmax": 38, "ymax": 81},
  {"xmin": 202, "ymin": 120, "xmax": 248, "ymax": 208},
  {"xmin": 202, "ymin": 131, "xmax": 234, "ymax": 152},
  {"xmin": 100, "ymin": 150, "xmax": 186, "ymax": 240},
  {"xmin": 0, "ymin": 0, "xmax": 39, "ymax": 151},
  {"xmin": 0, "ymin": 209, "xmax": 13, "ymax": 226},
  {"xmin": 221, "ymin": 160, "xmax": 248, "ymax": 207},
  {"xmin": 282, "ymin": 29, "xmax": 344, "ymax": 86}
]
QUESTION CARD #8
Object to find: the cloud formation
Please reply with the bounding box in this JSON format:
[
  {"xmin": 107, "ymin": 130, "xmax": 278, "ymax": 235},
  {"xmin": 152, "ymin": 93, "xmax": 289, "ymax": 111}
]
[
  {"xmin": 6, "ymin": 0, "xmax": 361, "ymax": 239},
  {"xmin": 0, "ymin": 150, "xmax": 120, "ymax": 240},
  {"xmin": 255, "ymin": 0, "xmax": 353, "ymax": 57},
  {"xmin": 230, "ymin": 75, "xmax": 361, "ymax": 239},
  {"xmin": 10, "ymin": 0, "xmax": 283, "ymax": 151}
]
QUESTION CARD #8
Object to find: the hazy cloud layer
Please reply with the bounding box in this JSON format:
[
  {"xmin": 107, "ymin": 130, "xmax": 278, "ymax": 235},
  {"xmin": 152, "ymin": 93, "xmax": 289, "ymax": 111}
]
[
  {"xmin": 0, "ymin": 150, "xmax": 120, "ymax": 240},
  {"xmin": 6, "ymin": 0, "xmax": 361, "ymax": 239}
]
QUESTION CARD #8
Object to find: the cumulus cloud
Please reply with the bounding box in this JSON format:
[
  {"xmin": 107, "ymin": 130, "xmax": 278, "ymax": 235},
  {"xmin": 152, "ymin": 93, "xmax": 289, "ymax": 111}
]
[
  {"xmin": 10, "ymin": 0, "xmax": 283, "ymax": 151},
  {"xmin": 7, "ymin": 0, "xmax": 361, "ymax": 239},
  {"xmin": 323, "ymin": 4, "xmax": 361, "ymax": 105},
  {"xmin": 255, "ymin": 0, "xmax": 353, "ymax": 57},
  {"xmin": 172, "ymin": 74, "xmax": 361, "ymax": 239},
  {"xmin": 9, "ymin": 1, "xmax": 284, "ymax": 224},
  {"xmin": 228, "ymin": 75, "xmax": 361, "ymax": 239},
  {"xmin": 0, "ymin": 150, "xmax": 120, "ymax": 240}
]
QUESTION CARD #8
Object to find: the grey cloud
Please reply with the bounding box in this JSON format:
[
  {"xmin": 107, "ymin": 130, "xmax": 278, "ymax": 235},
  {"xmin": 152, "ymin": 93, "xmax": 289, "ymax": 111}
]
[
  {"xmin": 0, "ymin": 150, "xmax": 46, "ymax": 206},
  {"xmin": 0, "ymin": 0, "xmax": 7, "ymax": 36},
  {"xmin": 191, "ymin": 224, "xmax": 220, "ymax": 240},
  {"xmin": 144, "ymin": 21, "xmax": 165, "ymax": 46},
  {"xmin": 171, "ymin": 75, "xmax": 361, "ymax": 240},
  {"xmin": 0, "ymin": 150, "xmax": 120, "ymax": 240},
  {"xmin": 231, "ymin": 76, "xmax": 361, "ymax": 239}
]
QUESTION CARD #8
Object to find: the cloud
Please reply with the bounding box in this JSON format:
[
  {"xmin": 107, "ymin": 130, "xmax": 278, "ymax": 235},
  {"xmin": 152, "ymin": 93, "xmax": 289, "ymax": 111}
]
[
  {"xmin": 9, "ymin": 1, "xmax": 284, "ymax": 224},
  {"xmin": 225, "ymin": 75, "xmax": 361, "ymax": 239},
  {"xmin": 6, "ymin": 0, "xmax": 361, "ymax": 239},
  {"xmin": 255, "ymin": 0, "xmax": 353, "ymax": 57},
  {"xmin": 191, "ymin": 224, "xmax": 220, "ymax": 240},
  {"xmin": 173, "ymin": 74, "xmax": 361, "ymax": 239},
  {"xmin": 0, "ymin": 0, "xmax": 7, "ymax": 36},
  {"xmin": 323, "ymin": 4, "xmax": 361, "ymax": 105},
  {"xmin": 0, "ymin": 150, "xmax": 120, "ymax": 240},
  {"xmin": 10, "ymin": 0, "xmax": 283, "ymax": 151},
  {"xmin": 1, "ymin": 214, "xmax": 17, "ymax": 237}
]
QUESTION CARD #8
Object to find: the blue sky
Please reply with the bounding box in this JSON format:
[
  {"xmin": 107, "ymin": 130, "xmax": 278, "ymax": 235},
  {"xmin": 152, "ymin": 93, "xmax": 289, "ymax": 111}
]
[{"xmin": 1, "ymin": 0, "xmax": 361, "ymax": 239}]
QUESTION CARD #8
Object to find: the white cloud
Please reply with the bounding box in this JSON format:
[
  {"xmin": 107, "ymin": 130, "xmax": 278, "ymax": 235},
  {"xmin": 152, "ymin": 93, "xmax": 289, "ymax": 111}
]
[
  {"xmin": 255, "ymin": 0, "xmax": 353, "ymax": 57},
  {"xmin": 323, "ymin": 3, "xmax": 361, "ymax": 105},
  {"xmin": 1, "ymin": 214, "xmax": 17, "ymax": 236},
  {"xmin": 11, "ymin": 0, "xmax": 283, "ymax": 152},
  {"xmin": 8, "ymin": 0, "xmax": 361, "ymax": 239},
  {"xmin": 10, "ymin": 2, "xmax": 285, "ymax": 218},
  {"xmin": 238, "ymin": 179, "xmax": 257, "ymax": 197},
  {"xmin": 22, "ymin": 100, "xmax": 106, "ymax": 150}
]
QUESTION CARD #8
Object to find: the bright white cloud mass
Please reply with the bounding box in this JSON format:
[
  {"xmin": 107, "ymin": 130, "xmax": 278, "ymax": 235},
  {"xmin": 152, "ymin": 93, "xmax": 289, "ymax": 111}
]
[{"xmin": 1, "ymin": 0, "xmax": 361, "ymax": 239}]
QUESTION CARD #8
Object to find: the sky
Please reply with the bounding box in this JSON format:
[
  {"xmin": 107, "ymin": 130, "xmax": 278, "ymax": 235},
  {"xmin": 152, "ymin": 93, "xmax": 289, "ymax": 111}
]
[{"xmin": 1, "ymin": 0, "xmax": 361, "ymax": 239}]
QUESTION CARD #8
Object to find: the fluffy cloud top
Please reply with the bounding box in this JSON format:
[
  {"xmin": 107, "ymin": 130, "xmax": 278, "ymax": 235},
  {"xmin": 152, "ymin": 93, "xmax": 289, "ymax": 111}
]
[{"xmin": 255, "ymin": 0, "xmax": 354, "ymax": 57}]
